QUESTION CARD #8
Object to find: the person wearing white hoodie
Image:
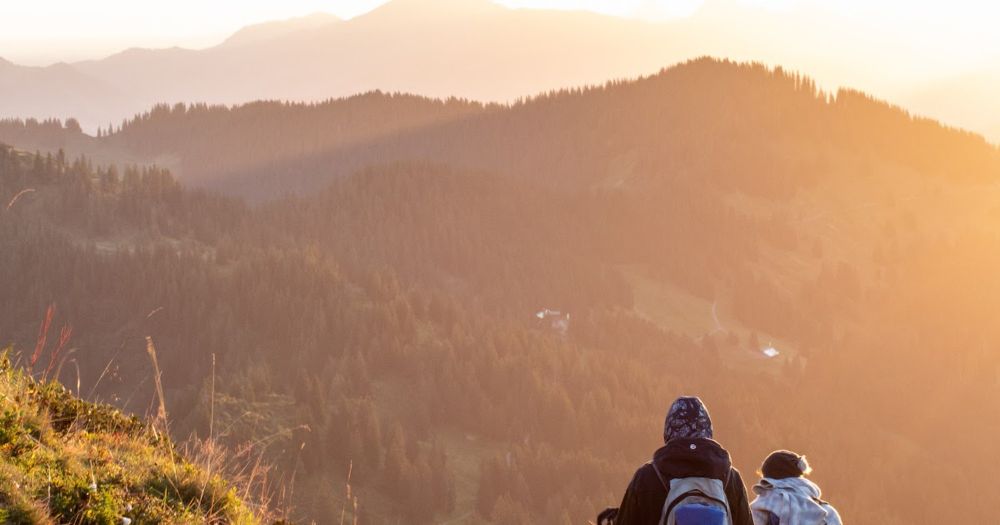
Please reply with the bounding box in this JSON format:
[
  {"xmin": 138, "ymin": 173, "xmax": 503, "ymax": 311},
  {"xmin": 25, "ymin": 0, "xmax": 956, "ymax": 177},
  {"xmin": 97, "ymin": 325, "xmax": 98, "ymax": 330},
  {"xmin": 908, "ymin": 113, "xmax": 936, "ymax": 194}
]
[{"xmin": 750, "ymin": 450, "xmax": 843, "ymax": 525}]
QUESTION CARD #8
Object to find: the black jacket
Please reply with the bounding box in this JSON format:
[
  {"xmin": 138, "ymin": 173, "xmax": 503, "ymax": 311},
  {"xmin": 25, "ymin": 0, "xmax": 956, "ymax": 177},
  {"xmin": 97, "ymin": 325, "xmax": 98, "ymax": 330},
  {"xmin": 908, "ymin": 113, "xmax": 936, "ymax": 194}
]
[{"xmin": 613, "ymin": 438, "xmax": 753, "ymax": 525}]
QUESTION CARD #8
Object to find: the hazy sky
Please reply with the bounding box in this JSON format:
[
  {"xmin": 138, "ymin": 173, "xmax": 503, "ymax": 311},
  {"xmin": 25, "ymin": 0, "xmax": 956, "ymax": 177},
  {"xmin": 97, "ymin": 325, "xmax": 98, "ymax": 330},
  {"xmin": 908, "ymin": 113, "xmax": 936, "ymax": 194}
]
[{"xmin": 2, "ymin": 0, "xmax": 999, "ymax": 67}]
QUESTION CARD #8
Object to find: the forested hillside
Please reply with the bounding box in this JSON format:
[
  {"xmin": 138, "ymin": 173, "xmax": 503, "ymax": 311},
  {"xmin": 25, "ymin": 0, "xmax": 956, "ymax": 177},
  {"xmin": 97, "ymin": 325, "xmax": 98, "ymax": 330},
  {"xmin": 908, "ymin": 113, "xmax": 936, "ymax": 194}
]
[
  {"xmin": 2, "ymin": 59, "xmax": 1000, "ymax": 524},
  {"xmin": 0, "ymin": 92, "xmax": 488, "ymax": 188},
  {"xmin": 3, "ymin": 59, "xmax": 996, "ymax": 199}
]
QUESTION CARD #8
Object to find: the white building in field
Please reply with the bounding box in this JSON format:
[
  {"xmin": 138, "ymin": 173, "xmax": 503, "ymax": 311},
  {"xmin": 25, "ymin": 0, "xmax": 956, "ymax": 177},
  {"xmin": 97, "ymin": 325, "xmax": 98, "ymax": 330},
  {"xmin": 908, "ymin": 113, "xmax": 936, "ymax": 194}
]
[{"xmin": 535, "ymin": 308, "xmax": 570, "ymax": 336}]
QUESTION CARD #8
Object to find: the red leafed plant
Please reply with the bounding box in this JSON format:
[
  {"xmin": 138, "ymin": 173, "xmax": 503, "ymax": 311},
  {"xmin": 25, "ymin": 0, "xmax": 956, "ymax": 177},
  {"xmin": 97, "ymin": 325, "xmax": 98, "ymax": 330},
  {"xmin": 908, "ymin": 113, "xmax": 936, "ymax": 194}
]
[
  {"xmin": 30, "ymin": 303, "xmax": 55, "ymax": 370},
  {"xmin": 29, "ymin": 303, "xmax": 73, "ymax": 382},
  {"xmin": 44, "ymin": 323, "xmax": 73, "ymax": 381}
]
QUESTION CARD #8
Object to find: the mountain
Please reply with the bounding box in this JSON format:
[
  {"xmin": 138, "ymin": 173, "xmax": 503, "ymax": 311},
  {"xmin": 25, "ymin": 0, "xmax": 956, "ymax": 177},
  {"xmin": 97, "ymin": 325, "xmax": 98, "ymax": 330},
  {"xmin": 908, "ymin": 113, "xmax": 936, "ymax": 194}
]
[
  {"xmin": 4, "ymin": 58, "xmax": 995, "ymax": 196},
  {"xmin": 2, "ymin": 0, "xmax": 998, "ymax": 141},
  {"xmin": 0, "ymin": 58, "xmax": 129, "ymax": 132},
  {"xmin": 0, "ymin": 0, "xmax": 679, "ymax": 131},
  {"xmin": 220, "ymin": 12, "xmax": 342, "ymax": 48},
  {"xmin": 3, "ymin": 61, "xmax": 1000, "ymax": 523}
]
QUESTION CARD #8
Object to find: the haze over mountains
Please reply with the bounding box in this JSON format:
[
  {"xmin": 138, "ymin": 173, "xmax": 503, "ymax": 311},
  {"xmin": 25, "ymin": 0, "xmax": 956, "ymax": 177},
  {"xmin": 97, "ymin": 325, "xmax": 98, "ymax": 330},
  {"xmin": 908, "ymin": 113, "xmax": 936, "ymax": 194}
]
[
  {"xmin": 3, "ymin": 58, "xmax": 995, "ymax": 199},
  {"xmin": 3, "ymin": 2, "xmax": 1000, "ymax": 522},
  {"xmin": 1, "ymin": 0, "xmax": 998, "ymax": 142},
  {"xmin": 2, "ymin": 58, "xmax": 999, "ymax": 523}
]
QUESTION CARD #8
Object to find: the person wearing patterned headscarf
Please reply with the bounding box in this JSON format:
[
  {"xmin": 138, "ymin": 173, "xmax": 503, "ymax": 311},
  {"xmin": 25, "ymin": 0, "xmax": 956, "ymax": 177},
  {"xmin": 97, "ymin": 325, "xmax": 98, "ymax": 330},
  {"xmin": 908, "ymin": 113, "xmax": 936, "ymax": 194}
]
[
  {"xmin": 663, "ymin": 396, "xmax": 715, "ymax": 441},
  {"xmin": 598, "ymin": 396, "xmax": 753, "ymax": 525}
]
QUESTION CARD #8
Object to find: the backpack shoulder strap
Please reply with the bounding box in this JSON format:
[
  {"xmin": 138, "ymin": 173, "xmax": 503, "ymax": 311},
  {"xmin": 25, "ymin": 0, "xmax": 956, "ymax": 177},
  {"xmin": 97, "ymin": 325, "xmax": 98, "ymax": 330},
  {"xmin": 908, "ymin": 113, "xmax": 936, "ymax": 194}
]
[
  {"xmin": 649, "ymin": 461, "xmax": 670, "ymax": 492},
  {"xmin": 649, "ymin": 462, "xmax": 671, "ymax": 525}
]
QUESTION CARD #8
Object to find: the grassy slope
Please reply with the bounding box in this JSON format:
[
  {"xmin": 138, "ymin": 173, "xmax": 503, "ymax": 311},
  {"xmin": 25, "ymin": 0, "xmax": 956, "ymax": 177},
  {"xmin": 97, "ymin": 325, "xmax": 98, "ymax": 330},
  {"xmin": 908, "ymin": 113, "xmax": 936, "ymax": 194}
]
[{"xmin": 0, "ymin": 349, "xmax": 265, "ymax": 525}]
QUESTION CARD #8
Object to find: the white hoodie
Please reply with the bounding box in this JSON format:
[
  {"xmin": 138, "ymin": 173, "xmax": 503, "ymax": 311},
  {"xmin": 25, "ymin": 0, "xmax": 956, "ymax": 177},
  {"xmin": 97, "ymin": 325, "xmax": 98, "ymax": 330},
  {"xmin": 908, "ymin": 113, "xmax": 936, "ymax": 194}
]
[{"xmin": 750, "ymin": 477, "xmax": 843, "ymax": 525}]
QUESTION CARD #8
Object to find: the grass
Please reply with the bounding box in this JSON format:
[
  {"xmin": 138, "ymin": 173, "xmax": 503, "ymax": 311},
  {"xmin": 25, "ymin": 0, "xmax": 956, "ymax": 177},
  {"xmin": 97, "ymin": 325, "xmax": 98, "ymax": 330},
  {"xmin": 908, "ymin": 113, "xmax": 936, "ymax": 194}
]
[{"xmin": 0, "ymin": 348, "xmax": 274, "ymax": 524}]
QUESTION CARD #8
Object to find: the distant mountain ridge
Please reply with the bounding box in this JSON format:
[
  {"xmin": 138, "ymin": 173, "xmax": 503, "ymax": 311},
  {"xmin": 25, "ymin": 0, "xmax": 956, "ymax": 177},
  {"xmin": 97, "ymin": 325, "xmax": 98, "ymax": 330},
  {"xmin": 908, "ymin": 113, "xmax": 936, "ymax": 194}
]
[
  {"xmin": 0, "ymin": 0, "xmax": 677, "ymax": 131},
  {"xmin": 221, "ymin": 12, "xmax": 342, "ymax": 47},
  {"xmin": 4, "ymin": 0, "xmax": 996, "ymax": 142},
  {"xmin": 2, "ymin": 58, "xmax": 995, "ymax": 200}
]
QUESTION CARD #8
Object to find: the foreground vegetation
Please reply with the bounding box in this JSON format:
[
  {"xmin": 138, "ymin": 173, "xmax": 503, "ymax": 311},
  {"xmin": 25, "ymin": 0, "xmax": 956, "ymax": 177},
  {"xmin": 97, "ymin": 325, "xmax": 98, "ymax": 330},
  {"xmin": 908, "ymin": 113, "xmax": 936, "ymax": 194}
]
[{"xmin": 0, "ymin": 349, "xmax": 266, "ymax": 524}]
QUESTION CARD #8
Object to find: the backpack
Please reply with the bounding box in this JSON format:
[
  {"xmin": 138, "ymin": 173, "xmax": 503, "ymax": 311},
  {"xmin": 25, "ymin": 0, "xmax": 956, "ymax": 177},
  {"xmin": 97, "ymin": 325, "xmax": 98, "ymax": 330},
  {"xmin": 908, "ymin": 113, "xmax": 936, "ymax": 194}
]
[{"xmin": 652, "ymin": 462, "xmax": 733, "ymax": 525}]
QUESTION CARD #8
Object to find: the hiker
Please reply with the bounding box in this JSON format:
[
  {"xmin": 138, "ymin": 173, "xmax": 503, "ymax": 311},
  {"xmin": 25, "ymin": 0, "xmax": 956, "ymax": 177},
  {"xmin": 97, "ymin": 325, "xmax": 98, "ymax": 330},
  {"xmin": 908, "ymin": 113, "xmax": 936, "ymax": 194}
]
[
  {"xmin": 601, "ymin": 396, "xmax": 753, "ymax": 525},
  {"xmin": 750, "ymin": 451, "xmax": 842, "ymax": 525}
]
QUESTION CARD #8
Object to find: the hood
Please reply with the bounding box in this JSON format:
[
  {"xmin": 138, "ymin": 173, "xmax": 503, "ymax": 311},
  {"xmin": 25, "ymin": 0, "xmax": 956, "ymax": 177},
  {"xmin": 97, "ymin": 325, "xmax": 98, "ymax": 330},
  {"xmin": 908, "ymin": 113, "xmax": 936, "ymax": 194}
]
[
  {"xmin": 653, "ymin": 437, "xmax": 732, "ymax": 482},
  {"xmin": 753, "ymin": 476, "xmax": 823, "ymax": 499},
  {"xmin": 663, "ymin": 396, "xmax": 714, "ymax": 442}
]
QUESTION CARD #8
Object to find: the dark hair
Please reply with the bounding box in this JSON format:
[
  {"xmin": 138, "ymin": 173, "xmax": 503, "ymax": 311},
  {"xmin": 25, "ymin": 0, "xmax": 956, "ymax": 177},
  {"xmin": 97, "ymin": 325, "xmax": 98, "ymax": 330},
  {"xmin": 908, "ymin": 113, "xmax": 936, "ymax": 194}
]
[{"xmin": 760, "ymin": 450, "xmax": 812, "ymax": 479}]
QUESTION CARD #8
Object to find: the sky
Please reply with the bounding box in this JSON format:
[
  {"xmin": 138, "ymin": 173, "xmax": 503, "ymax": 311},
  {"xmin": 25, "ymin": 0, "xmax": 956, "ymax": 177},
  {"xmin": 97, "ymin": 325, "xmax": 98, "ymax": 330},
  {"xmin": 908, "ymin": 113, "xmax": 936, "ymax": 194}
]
[{"xmin": 2, "ymin": 0, "xmax": 999, "ymax": 67}]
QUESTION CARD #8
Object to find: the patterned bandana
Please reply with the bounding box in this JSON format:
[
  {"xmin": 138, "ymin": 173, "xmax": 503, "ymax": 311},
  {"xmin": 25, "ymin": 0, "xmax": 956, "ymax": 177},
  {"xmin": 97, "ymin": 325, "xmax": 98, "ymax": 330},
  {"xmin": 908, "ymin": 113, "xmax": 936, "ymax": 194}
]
[{"xmin": 663, "ymin": 396, "xmax": 713, "ymax": 442}]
